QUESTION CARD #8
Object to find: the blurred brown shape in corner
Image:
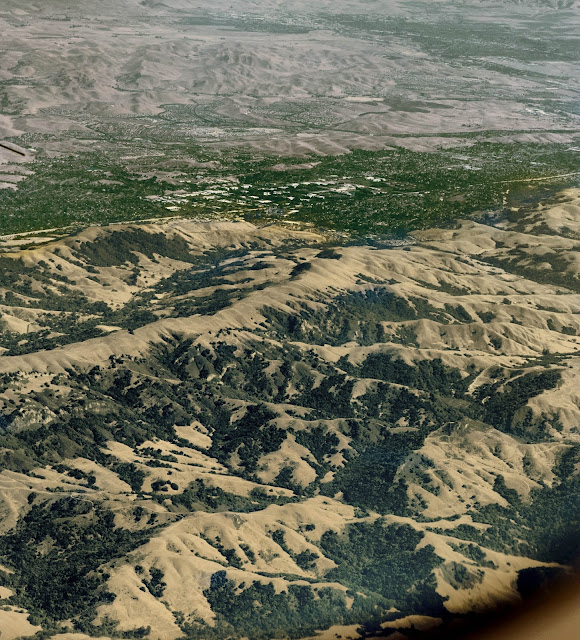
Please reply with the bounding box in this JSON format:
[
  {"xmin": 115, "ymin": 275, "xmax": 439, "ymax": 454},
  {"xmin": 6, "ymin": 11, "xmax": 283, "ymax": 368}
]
[{"xmin": 462, "ymin": 572, "xmax": 580, "ymax": 640}]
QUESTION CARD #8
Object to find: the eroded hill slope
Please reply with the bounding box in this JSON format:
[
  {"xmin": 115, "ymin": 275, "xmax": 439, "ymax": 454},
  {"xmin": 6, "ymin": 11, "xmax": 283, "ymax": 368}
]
[{"xmin": 0, "ymin": 190, "xmax": 579, "ymax": 639}]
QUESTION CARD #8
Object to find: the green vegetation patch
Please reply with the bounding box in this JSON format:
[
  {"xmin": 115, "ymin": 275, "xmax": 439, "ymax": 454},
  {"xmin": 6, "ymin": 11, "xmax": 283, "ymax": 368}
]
[
  {"xmin": 171, "ymin": 479, "xmax": 296, "ymax": 513},
  {"xmin": 0, "ymin": 498, "xmax": 152, "ymax": 628},
  {"xmin": 1, "ymin": 141, "xmax": 577, "ymax": 237},
  {"xmin": 320, "ymin": 520, "xmax": 445, "ymax": 615},
  {"xmin": 196, "ymin": 575, "xmax": 359, "ymax": 640}
]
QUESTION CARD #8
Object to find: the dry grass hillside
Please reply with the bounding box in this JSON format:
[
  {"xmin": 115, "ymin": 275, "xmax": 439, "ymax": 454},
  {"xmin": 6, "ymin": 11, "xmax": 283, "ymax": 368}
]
[{"xmin": 0, "ymin": 189, "xmax": 578, "ymax": 638}]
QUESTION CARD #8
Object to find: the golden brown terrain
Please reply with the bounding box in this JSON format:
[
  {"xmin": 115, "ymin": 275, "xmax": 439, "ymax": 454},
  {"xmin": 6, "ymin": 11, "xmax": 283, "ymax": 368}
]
[{"xmin": 0, "ymin": 189, "xmax": 578, "ymax": 639}]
